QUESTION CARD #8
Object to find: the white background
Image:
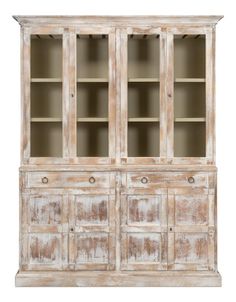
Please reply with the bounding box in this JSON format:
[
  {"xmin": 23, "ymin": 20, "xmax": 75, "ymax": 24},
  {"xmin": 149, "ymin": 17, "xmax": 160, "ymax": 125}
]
[{"xmin": 0, "ymin": 0, "xmax": 235, "ymax": 300}]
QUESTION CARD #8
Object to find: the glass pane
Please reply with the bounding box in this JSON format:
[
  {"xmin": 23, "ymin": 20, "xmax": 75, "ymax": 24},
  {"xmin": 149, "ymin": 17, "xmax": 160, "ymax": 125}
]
[
  {"xmin": 77, "ymin": 123, "xmax": 108, "ymax": 157},
  {"xmin": 76, "ymin": 34, "xmax": 108, "ymax": 157},
  {"xmin": 128, "ymin": 122, "xmax": 160, "ymax": 157},
  {"xmin": 128, "ymin": 35, "xmax": 160, "ymax": 157},
  {"xmin": 30, "ymin": 35, "xmax": 62, "ymax": 157},
  {"xmin": 174, "ymin": 34, "xmax": 206, "ymax": 157}
]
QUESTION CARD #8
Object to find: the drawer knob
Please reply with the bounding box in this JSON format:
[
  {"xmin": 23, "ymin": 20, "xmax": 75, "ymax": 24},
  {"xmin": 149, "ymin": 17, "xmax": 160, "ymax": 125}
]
[
  {"xmin": 188, "ymin": 176, "xmax": 195, "ymax": 184},
  {"xmin": 70, "ymin": 227, "xmax": 74, "ymax": 232},
  {"xmin": 89, "ymin": 176, "xmax": 96, "ymax": 184},
  {"xmin": 41, "ymin": 177, "xmax": 48, "ymax": 184},
  {"xmin": 141, "ymin": 177, "xmax": 148, "ymax": 184}
]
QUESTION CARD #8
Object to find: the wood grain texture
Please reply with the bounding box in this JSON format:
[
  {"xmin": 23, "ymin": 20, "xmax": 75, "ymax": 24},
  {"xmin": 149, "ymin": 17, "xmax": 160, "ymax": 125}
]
[
  {"xmin": 13, "ymin": 15, "xmax": 223, "ymax": 27},
  {"xmin": 15, "ymin": 271, "xmax": 222, "ymax": 287}
]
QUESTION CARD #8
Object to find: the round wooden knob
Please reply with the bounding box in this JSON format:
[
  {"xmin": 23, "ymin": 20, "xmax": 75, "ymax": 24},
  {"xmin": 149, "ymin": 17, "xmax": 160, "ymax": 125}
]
[
  {"xmin": 141, "ymin": 177, "xmax": 148, "ymax": 184},
  {"xmin": 41, "ymin": 177, "xmax": 48, "ymax": 184},
  {"xmin": 70, "ymin": 227, "xmax": 74, "ymax": 232},
  {"xmin": 89, "ymin": 176, "xmax": 96, "ymax": 184},
  {"xmin": 188, "ymin": 176, "xmax": 195, "ymax": 184}
]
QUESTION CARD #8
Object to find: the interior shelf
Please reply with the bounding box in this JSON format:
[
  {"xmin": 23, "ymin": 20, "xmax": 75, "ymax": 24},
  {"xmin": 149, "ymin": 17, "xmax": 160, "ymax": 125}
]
[
  {"xmin": 31, "ymin": 78, "xmax": 62, "ymax": 82},
  {"xmin": 77, "ymin": 78, "xmax": 108, "ymax": 83},
  {"xmin": 31, "ymin": 118, "xmax": 62, "ymax": 122},
  {"xmin": 128, "ymin": 78, "xmax": 160, "ymax": 83},
  {"xmin": 128, "ymin": 118, "xmax": 159, "ymax": 122},
  {"xmin": 174, "ymin": 118, "xmax": 206, "ymax": 122},
  {"xmin": 175, "ymin": 78, "xmax": 205, "ymax": 83},
  {"xmin": 77, "ymin": 117, "xmax": 108, "ymax": 122}
]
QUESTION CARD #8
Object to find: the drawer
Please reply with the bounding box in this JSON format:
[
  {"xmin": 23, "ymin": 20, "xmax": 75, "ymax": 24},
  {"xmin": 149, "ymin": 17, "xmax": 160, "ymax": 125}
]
[
  {"xmin": 127, "ymin": 172, "xmax": 208, "ymax": 188},
  {"xmin": 27, "ymin": 172, "xmax": 112, "ymax": 188}
]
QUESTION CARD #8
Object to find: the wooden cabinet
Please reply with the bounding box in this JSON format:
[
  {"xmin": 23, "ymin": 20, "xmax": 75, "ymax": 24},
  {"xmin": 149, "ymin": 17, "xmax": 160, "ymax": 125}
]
[{"xmin": 14, "ymin": 15, "xmax": 222, "ymax": 286}]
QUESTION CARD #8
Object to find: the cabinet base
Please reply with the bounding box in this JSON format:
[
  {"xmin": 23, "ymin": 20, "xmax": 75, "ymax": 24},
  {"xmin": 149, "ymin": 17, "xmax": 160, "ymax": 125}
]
[{"xmin": 15, "ymin": 270, "xmax": 222, "ymax": 287}]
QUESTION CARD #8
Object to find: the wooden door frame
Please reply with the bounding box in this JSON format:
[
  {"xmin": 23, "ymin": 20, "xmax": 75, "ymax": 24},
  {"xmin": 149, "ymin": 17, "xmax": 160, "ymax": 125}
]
[{"xmin": 119, "ymin": 27, "xmax": 167, "ymax": 165}]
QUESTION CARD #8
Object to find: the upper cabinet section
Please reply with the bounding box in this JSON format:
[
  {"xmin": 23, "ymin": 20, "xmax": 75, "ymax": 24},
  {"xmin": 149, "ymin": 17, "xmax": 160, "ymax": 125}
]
[{"xmin": 15, "ymin": 16, "xmax": 223, "ymax": 165}]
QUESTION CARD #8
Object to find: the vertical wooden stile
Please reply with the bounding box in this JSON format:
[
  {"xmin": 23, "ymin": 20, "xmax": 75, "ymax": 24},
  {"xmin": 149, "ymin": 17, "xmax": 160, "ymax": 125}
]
[
  {"xmin": 62, "ymin": 29, "xmax": 70, "ymax": 158},
  {"xmin": 69, "ymin": 30, "xmax": 77, "ymax": 158},
  {"xmin": 115, "ymin": 29, "xmax": 121, "ymax": 164},
  {"xmin": 108, "ymin": 29, "xmax": 116, "ymax": 162},
  {"xmin": 21, "ymin": 27, "xmax": 31, "ymax": 164},
  {"xmin": 166, "ymin": 31, "xmax": 174, "ymax": 160},
  {"xmin": 120, "ymin": 29, "xmax": 128, "ymax": 160},
  {"xmin": 206, "ymin": 28, "xmax": 216, "ymax": 163},
  {"xmin": 159, "ymin": 29, "xmax": 167, "ymax": 160}
]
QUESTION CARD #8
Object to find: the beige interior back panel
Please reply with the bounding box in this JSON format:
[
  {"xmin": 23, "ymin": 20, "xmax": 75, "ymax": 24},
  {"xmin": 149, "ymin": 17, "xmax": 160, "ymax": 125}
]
[
  {"xmin": 77, "ymin": 83, "xmax": 108, "ymax": 118},
  {"xmin": 76, "ymin": 36, "xmax": 108, "ymax": 78},
  {"xmin": 77, "ymin": 122, "xmax": 108, "ymax": 157},
  {"xmin": 128, "ymin": 122, "xmax": 160, "ymax": 157},
  {"xmin": 31, "ymin": 36, "xmax": 62, "ymax": 78},
  {"xmin": 31, "ymin": 83, "xmax": 62, "ymax": 118},
  {"xmin": 31, "ymin": 122, "xmax": 62, "ymax": 157},
  {"xmin": 174, "ymin": 36, "xmax": 205, "ymax": 78},
  {"xmin": 128, "ymin": 36, "xmax": 160, "ymax": 78},
  {"xmin": 174, "ymin": 122, "xmax": 205, "ymax": 157},
  {"xmin": 174, "ymin": 83, "xmax": 205, "ymax": 118},
  {"xmin": 128, "ymin": 83, "xmax": 159, "ymax": 118}
]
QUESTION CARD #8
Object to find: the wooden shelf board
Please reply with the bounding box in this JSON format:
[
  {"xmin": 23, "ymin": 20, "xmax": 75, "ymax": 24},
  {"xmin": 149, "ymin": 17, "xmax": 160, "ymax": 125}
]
[
  {"xmin": 175, "ymin": 78, "xmax": 206, "ymax": 83},
  {"xmin": 128, "ymin": 78, "xmax": 160, "ymax": 83},
  {"xmin": 128, "ymin": 118, "xmax": 160, "ymax": 122},
  {"xmin": 31, "ymin": 78, "xmax": 62, "ymax": 83},
  {"xmin": 174, "ymin": 118, "xmax": 206, "ymax": 122},
  {"xmin": 77, "ymin": 117, "xmax": 109, "ymax": 122},
  {"xmin": 77, "ymin": 78, "xmax": 108, "ymax": 83},
  {"xmin": 31, "ymin": 117, "xmax": 62, "ymax": 122}
]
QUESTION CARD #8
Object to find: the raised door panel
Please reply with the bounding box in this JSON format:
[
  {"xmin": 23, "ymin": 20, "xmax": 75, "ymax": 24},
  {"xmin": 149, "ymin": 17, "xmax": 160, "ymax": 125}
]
[
  {"xmin": 168, "ymin": 192, "xmax": 215, "ymax": 270},
  {"xmin": 69, "ymin": 194, "xmax": 115, "ymax": 270},
  {"xmin": 21, "ymin": 194, "xmax": 68, "ymax": 270},
  {"xmin": 121, "ymin": 194, "xmax": 168, "ymax": 270}
]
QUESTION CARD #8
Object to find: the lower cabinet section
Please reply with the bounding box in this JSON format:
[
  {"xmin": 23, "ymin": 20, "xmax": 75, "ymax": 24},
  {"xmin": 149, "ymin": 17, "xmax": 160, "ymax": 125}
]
[
  {"xmin": 18, "ymin": 170, "xmax": 219, "ymax": 286},
  {"xmin": 20, "ymin": 193, "xmax": 115, "ymax": 271}
]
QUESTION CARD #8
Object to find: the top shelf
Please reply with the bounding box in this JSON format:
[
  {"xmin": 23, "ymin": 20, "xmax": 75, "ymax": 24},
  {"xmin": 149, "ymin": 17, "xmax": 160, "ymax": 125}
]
[{"xmin": 31, "ymin": 78, "xmax": 206, "ymax": 83}]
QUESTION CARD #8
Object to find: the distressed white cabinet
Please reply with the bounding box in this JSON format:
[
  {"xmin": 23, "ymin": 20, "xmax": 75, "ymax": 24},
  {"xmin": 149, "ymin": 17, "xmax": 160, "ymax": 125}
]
[{"xmin": 14, "ymin": 15, "xmax": 222, "ymax": 286}]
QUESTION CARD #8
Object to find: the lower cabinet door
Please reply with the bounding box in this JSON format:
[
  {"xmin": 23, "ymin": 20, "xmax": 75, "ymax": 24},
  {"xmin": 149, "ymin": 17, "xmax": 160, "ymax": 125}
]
[
  {"xmin": 121, "ymin": 193, "xmax": 168, "ymax": 270},
  {"xmin": 21, "ymin": 194, "xmax": 68, "ymax": 270},
  {"xmin": 68, "ymin": 194, "xmax": 116, "ymax": 270},
  {"xmin": 167, "ymin": 191, "xmax": 216, "ymax": 270}
]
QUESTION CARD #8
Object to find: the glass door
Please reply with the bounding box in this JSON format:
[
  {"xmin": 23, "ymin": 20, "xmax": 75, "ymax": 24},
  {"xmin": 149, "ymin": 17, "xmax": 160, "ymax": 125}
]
[
  {"xmin": 30, "ymin": 33, "xmax": 63, "ymax": 157},
  {"xmin": 173, "ymin": 32, "xmax": 206, "ymax": 161},
  {"xmin": 121, "ymin": 29, "xmax": 163, "ymax": 164},
  {"xmin": 75, "ymin": 29, "xmax": 116, "ymax": 164}
]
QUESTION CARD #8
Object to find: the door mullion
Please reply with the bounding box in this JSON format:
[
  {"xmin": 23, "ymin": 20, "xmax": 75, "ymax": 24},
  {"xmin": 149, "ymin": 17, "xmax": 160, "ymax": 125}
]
[
  {"xmin": 69, "ymin": 30, "xmax": 77, "ymax": 158},
  {"xmin": 166, "ymin": 31, "xmax": 174, "ymax": 160}
]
